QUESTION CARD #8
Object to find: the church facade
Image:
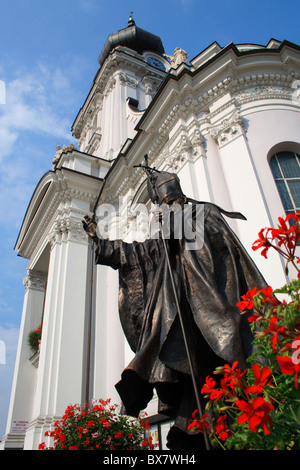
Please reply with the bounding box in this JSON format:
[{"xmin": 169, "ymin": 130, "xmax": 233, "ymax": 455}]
[{"xmin": 2, "ymin": 16, "xmax": 300, "ymax": 449}]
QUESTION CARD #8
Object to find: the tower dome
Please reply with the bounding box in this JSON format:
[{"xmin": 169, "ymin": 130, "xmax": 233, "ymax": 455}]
[{"xmin": 98, "ymin": 14, "xmax": 165, "ymax": 66}]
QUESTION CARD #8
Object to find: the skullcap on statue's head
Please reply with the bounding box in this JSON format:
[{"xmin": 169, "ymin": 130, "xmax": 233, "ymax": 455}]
[{"xmin": 147, "ymin": 171, "xmax": 186, "ymax": 205}]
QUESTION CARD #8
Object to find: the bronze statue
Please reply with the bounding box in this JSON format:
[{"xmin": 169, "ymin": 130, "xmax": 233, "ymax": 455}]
[{"xmin": 83, "ymin": 165, "xmax": 266, "ymax": 450}]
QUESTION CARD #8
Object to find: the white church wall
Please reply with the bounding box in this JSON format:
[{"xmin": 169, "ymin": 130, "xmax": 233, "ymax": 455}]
[
  {"xmin": 93, "ymin": 265, "xmax": 126, "ymax": 404},
  {"xmin": 23, "ymin": 220, "xmax": 90, "ymax": 449},
  {"xmin": 2, "ymin": 272, "xmax": 46, "ymax": 449},
  {"xmin": 245, "ymin": 107, "xmax": 300, "ymax": 221}
]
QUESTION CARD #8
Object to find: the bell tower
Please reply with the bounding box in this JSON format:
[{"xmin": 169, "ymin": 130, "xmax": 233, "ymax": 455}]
[
  {"xmin": 72, "ymin": 14, "xmax": 170, "ymax": 160},
  {"xmin": 1, "ymin": 16, "xmax": 170, "ymax": 451}
]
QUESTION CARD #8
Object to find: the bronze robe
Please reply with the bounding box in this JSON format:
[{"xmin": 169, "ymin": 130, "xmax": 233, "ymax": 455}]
[{"xmin": 94, "ymin": 203, "xmax": 266, "ymax": 449}]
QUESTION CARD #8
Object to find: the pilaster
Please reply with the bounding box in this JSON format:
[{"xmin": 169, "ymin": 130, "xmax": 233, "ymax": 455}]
[
  {"xmin": 93, "ymin": 265, "xmax": 125, "ymax": 404},
  {"xmin": 1, "ymin": 270, "xmax": 46, "ymax": 449},
  {"xmin": 23, "ymin": 216, "xmax": 90, "ymax": 449},
  {"xmin": 208, "ymin": 105, "xmax": 287, "ymax": 288}
]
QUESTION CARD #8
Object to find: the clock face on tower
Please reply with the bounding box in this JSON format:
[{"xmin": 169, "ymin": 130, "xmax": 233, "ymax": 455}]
[{"xmin": 146, "ymin": 56, "xmax": 166, "ymax": 71}]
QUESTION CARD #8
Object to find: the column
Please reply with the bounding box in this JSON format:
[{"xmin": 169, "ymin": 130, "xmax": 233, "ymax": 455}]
[
  {"xmin": 93, "ymin": 264, "xmax": 126, "ymax": 405},
  {"xmin": 1, "ymin": 271, "xmax": 46, "ymax": 449},
  {"xmin": 23, "ymin": 217, "xmax": 90, "ymax": 449},
  {"xmin": 209, "ymin": 107, "xmax": 286, "ymax": 288},
  {"xmin": 142, "ymin": 76, "xmax": 155, "ymax": 107}
]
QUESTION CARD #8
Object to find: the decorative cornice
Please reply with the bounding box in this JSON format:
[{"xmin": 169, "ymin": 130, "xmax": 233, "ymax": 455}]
[
  {"xmin": 119, "ymin": 72, "xmax": 138, "ymax": 89},
  {"xmin": 148, "ymin": 70, "xmax": 300, "ymax": 142},
  {"xmin": 234, "ymin": 84, "xmax": 292, "ymax": 104},
  {"xmin": 23, "ymin": 270, "xmax": 47, "ymax": 292},
  {"xmin": 208, "ymin": 109, "xmax": 246, "ymax": 148},
  {"xmin": 103, "ymin": 77, "xmax": 116, "ymax": 97},
  {"xmin": 48, "ymin": 216, "xmax": 89, "ymax": 249},
  {"xmin": 18, "ymin": 174, "xmax": 98, "ymax": 259},
  {"xmin": 164, "ymin": 129, "xmax": 206, "ymax": 172},
  {"xmin": 84, "ymin": 130, "xmax": 102, "ymax": 154}
]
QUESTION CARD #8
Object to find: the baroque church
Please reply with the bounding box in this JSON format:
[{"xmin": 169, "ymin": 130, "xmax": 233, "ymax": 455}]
[{"xmin": 2, "ymin": 14, "xmax": 300, "ymax": 449}]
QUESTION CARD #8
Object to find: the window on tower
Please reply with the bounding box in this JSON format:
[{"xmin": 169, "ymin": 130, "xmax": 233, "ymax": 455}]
[{"xmin": 270, "ymin": 151, "xmax": 300, "ymax": 216}]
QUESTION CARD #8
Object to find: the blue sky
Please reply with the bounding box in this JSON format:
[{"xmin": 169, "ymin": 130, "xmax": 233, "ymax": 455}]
[{"xmin": 0, "ymin": 0, "xmax": 299, "ymax": 441}]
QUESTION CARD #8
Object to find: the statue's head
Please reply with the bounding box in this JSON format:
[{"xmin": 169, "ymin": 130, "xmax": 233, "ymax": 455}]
[
  {"xmin": 134, "ymin": 156, "xmax": 187, "ymax": 208},
  {"xmin": 147, "ymin": 171, "xmax": 187, "ymax": 207}
]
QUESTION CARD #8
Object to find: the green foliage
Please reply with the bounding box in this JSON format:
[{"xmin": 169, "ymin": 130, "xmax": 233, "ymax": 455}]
[{"xmin": 27, "ymin": 324, "xmax": 42, "ymax": 353}]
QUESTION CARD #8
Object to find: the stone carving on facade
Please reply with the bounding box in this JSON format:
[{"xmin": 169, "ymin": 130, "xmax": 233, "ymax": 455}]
[
  {"xmin": 119, "ymin": 72, "xmax": 138, "ymax": 89},
  {"xmin": 191, "ymin": 128, "xmax": 206, "ymax": 158},
  {"xmin": 209, "ymin": 110, "xmax": 246, "ymax": 148},
  {"xmin": 23, "ymin": 270, "xmax": 47, "ymax": 292},
  {"xmin": 84, "ymin": 128, "xmax": 102, "ymax": 154},
  {"xmin": 48, "ymin": 217, "xmax": 89, "ymax": 249},
  {"xmin": 103, "ymin": 77, "xmax": 116, "ymax": 97},
  {"xmin": 163, "ymin": 127, "xmax": 206, "ymax": 172},
  {"xmin": 52, "ymin": 143, "xmax": 76, "ymax": 169},
  {"xmin": 234, "ymin": 85, "xmax": 291, "ymax": 104},
  {"xmin": 76, "ymin": 92, "xmax": 103, "ymax": 150},
  {"xmin": 166, "ymin": 134, "xmax": 192, "ymax": 172},
  {"xmin": 142, "ymin": 76, "xmax": 158, "ymax": 105},
  {"xmin": 165, "ymin": 48, "xmax": 188, "ymax": 68}
]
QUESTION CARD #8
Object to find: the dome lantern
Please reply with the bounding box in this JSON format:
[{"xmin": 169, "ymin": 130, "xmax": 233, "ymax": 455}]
[{"xmin": 98, "ymin": 14, "xmax": 165, "ymax": 66}]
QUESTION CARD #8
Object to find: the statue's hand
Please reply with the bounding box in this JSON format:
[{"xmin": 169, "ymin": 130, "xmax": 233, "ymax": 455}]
[
  {"xmin": 82, "ymin": 215, "xmax": 98, "ymax": 241},
  {"xmin": 155, "ymin": 208, "xmax": 163, "ymax": 223}
]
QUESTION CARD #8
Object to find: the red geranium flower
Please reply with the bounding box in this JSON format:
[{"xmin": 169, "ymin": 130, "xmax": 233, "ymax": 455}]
[
  {"xmin": 188, "ymin": 410, "xmax": 210, "ymax": 432},
  {"xmin": 222, "ymin": 361, "xmax": 246, "ymax": 389},
  {"xmin": 260, "ymin": 286, "xmax": 281, "ymax": 307},
  {"xmin": 245, "ymin": 364, "xmax": 272, "ymax": 394},
  {"xmin": 253, "ymin": 214, "xmax": 300, "ymax": 261},
  {"xmin": 276, "ymin": 355, "xmax": 300, "ymax": 389},
  {"xmin": 271, "ymin": 214, "xmax": 300, "ymax": 252},
  {"xmin": 201, "ymin": 376, "xmax": 224, "ymax": 401},
  {"xmin": 247, "ymin": 314, "xmax": 261, "ymax": 323},
  {"xmin": 215, "ymin": 414, "xmax": 230, "ymax": 441},
  {"xmin": 258, "ymin": 315, "xmax": 289, "ymax": 352},
  {"xmin": 237, "ymin": 287, "xmax": 259, "ymax": 311},
  {"xmin": 236, "ymin": 397, "xmax": 273, "ymax": 434},
  {"xmin": 252, "ymin": 228, "xmax": 273, "ymax": 258}
]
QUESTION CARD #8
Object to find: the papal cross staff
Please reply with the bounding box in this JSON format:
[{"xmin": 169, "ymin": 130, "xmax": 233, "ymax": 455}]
[{"xmin": 133, "ymin": 155, "xmax": 210, "ymax": 451}]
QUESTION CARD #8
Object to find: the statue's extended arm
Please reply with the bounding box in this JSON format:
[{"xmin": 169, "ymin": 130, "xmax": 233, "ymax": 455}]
[
  {"xmin": 82, "ymin": 215, "xmax": 98, "ymax": 242},
  {"xmin": 82, "ymin": 215, "xmax": 137, "ymax": 270}
]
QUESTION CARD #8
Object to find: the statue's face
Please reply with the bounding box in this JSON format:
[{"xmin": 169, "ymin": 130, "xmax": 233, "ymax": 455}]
[
  {"xmin": 164, "ymin": 194, "xmax": 186, "ymax": 209},
  {"xmin": 168, "ymin": 198, "xmax": 185, "ymax": 209}
]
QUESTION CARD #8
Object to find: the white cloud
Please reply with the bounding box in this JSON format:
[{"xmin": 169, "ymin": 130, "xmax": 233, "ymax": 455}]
[
  {"xmin": 78, "ymin": 0, "xmax": 100, "ymax": 13},
  {"xmin": 0, "ymin": 127, "xmax": 17, "ymax": 158},
  {"xmin": 0, "ymin": 325, "xmax": 19, "ymax": 363},
  {"xmin": 180, "ymin": 0, "xmax": 195, "ymax": 10},
  {"xmin": 0, "ymin": 58, "xmax": 84, "ymax": 228},
  {"xmin": 0, "ymin": 70, "xmax": 73, "ymax": 162}
]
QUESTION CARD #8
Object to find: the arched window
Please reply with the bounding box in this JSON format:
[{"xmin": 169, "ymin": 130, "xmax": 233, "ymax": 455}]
[{"xmin": 270, "ymin": 151, "xmax": 300, "ymax": 215}]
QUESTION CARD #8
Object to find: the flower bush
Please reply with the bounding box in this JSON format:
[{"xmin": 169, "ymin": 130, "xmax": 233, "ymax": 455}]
[
  {"xmin": 189, "ymin": 213, "xmax": 300, "ymax": 450},
  {"xmin": 27, "ymin": 324, "xmax": 42, "ymax": 353},
  {"xmin": 38, "ymin": 398, "xmax": 155, "ymax": 450}
]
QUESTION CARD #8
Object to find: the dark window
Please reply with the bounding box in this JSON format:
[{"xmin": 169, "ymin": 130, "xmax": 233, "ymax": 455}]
[{"xmin": 270, "ymin": 151, "xmax": 300, "ymax": 215}]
